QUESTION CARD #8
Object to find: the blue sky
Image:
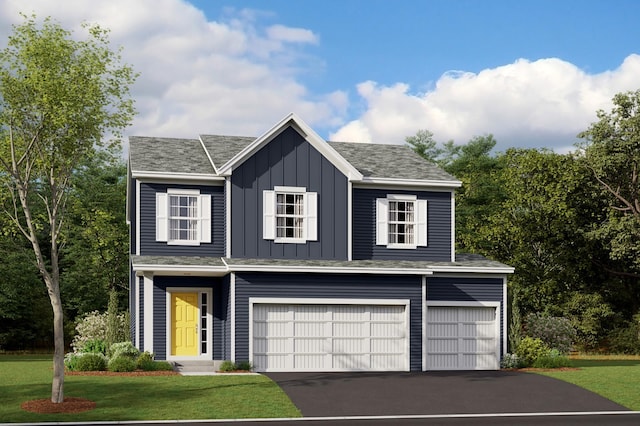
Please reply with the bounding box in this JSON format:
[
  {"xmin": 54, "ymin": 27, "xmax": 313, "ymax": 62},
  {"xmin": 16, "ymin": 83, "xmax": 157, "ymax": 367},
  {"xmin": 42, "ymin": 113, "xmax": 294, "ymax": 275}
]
[{"xmin": 2, "ymin": 0, "xmax": 640, "ymax": 152}]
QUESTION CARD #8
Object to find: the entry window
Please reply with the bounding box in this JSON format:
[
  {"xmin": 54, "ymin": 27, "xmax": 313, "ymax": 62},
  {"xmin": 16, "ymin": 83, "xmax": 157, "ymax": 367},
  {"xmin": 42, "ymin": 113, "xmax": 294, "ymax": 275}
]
[
  {"xmin": 376, "ymin": 195, "xmax": 427, "ymax": 248},
  {"xmin": 200, "ymin": 293, "xmax": 208, "ymax": 354},
  {"xmin": 263, "ymin": 186, "xmax": 317, "ymax": 243},
  {"xmin": 156, "ymin": 189, "xmax": 211, "ymax": 245}
]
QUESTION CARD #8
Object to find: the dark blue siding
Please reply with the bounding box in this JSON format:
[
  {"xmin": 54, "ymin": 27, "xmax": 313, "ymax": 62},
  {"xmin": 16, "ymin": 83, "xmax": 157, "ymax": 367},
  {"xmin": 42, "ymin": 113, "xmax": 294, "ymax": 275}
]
[
  {"xmin": 138, "ymin": 183, "xmax": 225, "ymax": 256},
  {"xmin": 231, "ymin": 127, "xmax": 348, "ymax": 260},
  {"xmin": 427, "ymin": 276, "xmax": 505, "ymax": 355},
  {"xmin": 352, "ymin": 188, "xmax": 452, "ymax": 261},
  {"xmin": 152, "ymin": 276, "xmax": 226, "ymax": 360},
  {"xmin": 129, "ymin": 177, "xmax": 137, "ymax": 255},
  {"xmin": 234, "ymin": 273, "xmax": 422, "ymax": 371}
]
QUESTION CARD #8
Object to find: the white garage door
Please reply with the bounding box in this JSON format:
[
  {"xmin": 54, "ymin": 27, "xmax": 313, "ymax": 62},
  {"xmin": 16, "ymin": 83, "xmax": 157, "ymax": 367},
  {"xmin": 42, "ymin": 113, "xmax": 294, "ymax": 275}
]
[
  {"xmin": 426, "ymin": 306, "xmax": 499, "ymax": 370},
  {"xmin": 252, "ymin": 302, "xmax": 408, "ymax": 372}
]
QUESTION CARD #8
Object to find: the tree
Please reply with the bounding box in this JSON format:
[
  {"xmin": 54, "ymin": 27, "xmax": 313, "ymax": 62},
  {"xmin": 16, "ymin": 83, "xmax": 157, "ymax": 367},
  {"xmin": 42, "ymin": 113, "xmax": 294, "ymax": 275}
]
[
  {"xmin": 405, "ymin": 129, "xmax": 444, "ymax": 163},
  {"xmin": 579, "ymin": 90, "xmax": 640, "ymax": 278},
  {"xmin": 0, "ymin": 15, "xmax": 135, "ymax": 403}
]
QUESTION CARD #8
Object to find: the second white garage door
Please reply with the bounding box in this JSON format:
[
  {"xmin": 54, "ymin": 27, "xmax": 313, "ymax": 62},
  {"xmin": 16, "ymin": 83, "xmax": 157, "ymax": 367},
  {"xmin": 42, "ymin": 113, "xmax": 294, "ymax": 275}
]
[
  {"xmin": 426, "ymin": 305, "xmax": 500, "ymax": 370},
  {"xmin": 251, "ymin": 301, "xmax": 409, "ymax": 372}
]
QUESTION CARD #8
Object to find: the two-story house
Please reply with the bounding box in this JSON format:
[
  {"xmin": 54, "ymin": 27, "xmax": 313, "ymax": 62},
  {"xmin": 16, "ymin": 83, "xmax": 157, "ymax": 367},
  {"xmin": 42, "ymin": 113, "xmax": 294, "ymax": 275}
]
[{"xmin": 127, "ymin": 113, "xmax": 513, "ymax": 372}]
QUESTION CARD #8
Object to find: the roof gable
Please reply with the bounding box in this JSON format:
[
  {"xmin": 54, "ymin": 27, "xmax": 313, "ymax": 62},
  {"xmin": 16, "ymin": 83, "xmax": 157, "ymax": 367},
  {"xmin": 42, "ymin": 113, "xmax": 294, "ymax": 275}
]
[{"xmin": 216, "ymin": 113, "xmax": 363, "ymax": 180}]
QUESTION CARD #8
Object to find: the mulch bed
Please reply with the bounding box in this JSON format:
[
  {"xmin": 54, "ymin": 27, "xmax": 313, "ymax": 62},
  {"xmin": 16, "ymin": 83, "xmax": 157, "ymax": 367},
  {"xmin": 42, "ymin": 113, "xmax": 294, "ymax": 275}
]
[
  {"xmin": 66, "ymin": 370, "xmax": 179, "ymax": 376},
  {"xmin": 21, "ymin": 397, "xmax": 96, "ymax": 414}
]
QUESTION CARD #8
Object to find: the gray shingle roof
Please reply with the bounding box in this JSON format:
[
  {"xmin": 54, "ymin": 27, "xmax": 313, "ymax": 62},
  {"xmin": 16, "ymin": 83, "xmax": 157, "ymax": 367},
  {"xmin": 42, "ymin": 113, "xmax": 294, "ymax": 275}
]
[
  {"xmin": 129, "ymin": 136, "xmax": 215, "ymax": 175},
  {"xmin": 199, "ymin": 134, "xmax": 255, "ymax": 170},
  {"xmin": 329, "ymin": 142, "xmax": 459, "ymax": 182},
  {"xmin": 131, "ymin": 255, "xmax": 226, "ymax": 267}
]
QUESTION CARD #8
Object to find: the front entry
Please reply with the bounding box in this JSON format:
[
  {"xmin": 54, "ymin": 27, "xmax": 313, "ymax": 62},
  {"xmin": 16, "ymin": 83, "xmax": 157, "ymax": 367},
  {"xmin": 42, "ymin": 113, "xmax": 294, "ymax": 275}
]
[{"xmin": 171, "ymin": 292, "xmax": 199, "ymax": 356}]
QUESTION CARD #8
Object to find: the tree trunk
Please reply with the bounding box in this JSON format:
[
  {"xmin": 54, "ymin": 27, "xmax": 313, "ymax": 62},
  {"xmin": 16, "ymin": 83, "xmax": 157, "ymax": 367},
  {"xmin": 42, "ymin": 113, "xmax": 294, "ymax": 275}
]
[{"xmin": 50, "ymin": 286, "xmax": 65, "ymax": 403}]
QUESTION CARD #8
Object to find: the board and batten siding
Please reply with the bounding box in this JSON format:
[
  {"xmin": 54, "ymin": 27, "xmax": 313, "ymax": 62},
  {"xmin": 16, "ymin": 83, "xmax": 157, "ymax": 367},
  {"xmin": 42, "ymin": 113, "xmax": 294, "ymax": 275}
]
[
  {"xmin": 138, "ymin": 182, "xmax": 225, "ymax": 256},
  {"xmin": 231, "ymin": 126, "xmax": 348, "ymax": 260},
  {"xmin": 426, "ymin": 276, "xmax": 505, "ymax": 355},
  {"xmin": 233, "ymin": 272, "xmax": 423, "ymax": 371},
  {"xmin": 152, "ymin": 276, "xmax": 226, "ymax": 360},
  {"xmin": 352, "ymin": 188, "xmax": 452, "ymax": 261}
]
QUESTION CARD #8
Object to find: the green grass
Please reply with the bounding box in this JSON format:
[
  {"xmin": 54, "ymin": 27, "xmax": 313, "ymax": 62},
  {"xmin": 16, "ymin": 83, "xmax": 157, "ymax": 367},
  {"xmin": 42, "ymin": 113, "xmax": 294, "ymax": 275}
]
[
  {"xmin": 536, "ymin": 355, "xmax": 640, "ymax": 410},
  {"xmin": 0, "ymin": 355, "xmax": 301, "ymax": 423}
]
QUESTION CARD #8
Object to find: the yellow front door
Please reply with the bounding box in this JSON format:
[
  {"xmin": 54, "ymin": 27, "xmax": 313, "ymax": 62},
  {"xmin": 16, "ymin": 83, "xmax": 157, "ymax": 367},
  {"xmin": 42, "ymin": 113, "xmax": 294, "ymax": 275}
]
[{"xmin": 171, "ymin": 292, "xmax": 199, "ymax": 356}]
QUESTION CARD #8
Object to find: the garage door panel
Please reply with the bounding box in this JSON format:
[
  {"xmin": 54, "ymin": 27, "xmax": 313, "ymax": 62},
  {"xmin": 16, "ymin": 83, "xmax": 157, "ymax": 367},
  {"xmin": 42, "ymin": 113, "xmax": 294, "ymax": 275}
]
[
  {"xmin": 426, "ymin": 306, "xmax": 499, "ymax": 371},
  {"xmin": 252, "ymin": 303, "xmax": 408, "ymax": 371}
]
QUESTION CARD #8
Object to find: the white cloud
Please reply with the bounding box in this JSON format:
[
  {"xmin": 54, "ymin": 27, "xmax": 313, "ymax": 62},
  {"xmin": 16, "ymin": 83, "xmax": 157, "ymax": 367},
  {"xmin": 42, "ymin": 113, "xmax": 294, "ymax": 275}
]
[
  {"xmin": 331, "ymin": 55, "xmax": 640, "ymax": 152},
  {"xmin": 0, "ymin": 0, "xmax": 345, "ymax": 150}
]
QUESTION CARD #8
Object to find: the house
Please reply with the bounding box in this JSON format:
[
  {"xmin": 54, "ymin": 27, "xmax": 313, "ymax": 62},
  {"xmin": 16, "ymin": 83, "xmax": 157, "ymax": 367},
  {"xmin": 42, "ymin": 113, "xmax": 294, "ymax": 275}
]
[{"xmin": 127, "ymin": 113, "xmax": 514, "ymax": 372}]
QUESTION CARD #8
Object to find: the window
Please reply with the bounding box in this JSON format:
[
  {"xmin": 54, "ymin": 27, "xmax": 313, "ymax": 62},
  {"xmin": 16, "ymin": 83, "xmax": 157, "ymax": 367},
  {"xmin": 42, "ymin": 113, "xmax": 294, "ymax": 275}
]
[
  {"xmin": 263, "ymin": 186, "xmax": 317, "ymax": 243},
  {"xmin": 156, "ymin": 189, "xmax": 211, "ymax": 245},
  {"xmin": 376, "ymin": 195, "xmax": 427, "ymax": 248}
]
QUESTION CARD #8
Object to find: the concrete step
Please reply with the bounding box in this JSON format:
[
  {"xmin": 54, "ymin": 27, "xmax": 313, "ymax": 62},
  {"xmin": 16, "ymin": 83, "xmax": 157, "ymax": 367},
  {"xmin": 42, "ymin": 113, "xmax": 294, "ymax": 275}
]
[{"xmin": 172, "ymin": 360, "xmax": 221, "ymax": 374}]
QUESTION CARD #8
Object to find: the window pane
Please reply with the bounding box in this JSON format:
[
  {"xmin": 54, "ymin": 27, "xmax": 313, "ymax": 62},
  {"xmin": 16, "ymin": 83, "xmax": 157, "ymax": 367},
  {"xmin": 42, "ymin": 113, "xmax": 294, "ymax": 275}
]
[
  {"xmin": 387, "ymin": 199, "xmax": 415, "ymax": 245},
  {"xmin": 168, "ymin": 195, "xmax": 199, "ymax": 241}
]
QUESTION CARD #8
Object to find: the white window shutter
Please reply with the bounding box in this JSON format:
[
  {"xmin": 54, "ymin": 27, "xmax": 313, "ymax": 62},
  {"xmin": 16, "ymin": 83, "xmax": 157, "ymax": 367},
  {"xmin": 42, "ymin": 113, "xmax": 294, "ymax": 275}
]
[
  {"xmin": 306, "ymin": 192, "xmax": 318, "ymax": 241},
  {"xmin": 199, "ymin": 194, "xmax": 211, "ymax": 243},
  {"xmin": 416, "ymin": 199, "xmax": 428, "ymax": 246},
  {"xmin": 376, "ymin": 198, "xmax": 389, "ymax": 246},
  {"xmin": 156, "ymin": 192, "xmax": 168, "ymax": 242},
  {"xmin": 263, "ymin": 190, "xmax": 275, "ymax": 240}
]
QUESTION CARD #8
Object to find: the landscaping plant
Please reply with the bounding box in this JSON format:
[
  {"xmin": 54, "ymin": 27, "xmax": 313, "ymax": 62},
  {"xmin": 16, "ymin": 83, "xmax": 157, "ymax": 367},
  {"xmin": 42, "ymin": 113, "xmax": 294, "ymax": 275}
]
[{"xmin": 525, "ymin": 312, "xmax": 576, "ymax": 354}]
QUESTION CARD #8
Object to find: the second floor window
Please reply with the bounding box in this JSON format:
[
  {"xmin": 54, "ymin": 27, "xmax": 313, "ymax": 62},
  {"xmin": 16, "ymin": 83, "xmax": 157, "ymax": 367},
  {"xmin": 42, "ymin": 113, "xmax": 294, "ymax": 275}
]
[
  {"xmin": 156, "ymin": 189, "xmax": 211, "ymax": 245},
  {"xmin": 376, "ymin": 194, "xmax": 427, "ymax": 249},
  {"xmin": 263, "ymin": 186, "xmax": 317, "ymax": 243}
]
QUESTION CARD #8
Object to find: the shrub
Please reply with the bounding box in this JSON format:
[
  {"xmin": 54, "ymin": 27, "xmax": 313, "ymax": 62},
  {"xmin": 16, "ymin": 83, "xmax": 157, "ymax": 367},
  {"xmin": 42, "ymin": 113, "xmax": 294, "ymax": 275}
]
[
  {"xmin": 152, "ymin": 361, "xmax": 175, "ymax": 371},
  {"xmin": 563, "ymin": 292, "xmax": 614, "ymax": 351},
  {"xmin": 75, "ymin": 353, "xmax": 108, "ymax": 371},
  {"xmin": 500, "ymin": 353, "xmax": 522, "ymax": 369},
  {"xmin": 71, "ymin": 310, "xmax": 129, "ymax": 353},
  {"xmin": 235, "ymin": 360, "xmax": 253, "ymax": 371},
  {"xmin": 82, "ymin": 339, "xmax": 107, "ymax": 355},
  {"xmin": 109, "ymin": 341, "xmax": 139, "ymax": 359},
  {"xmin": 515, "ymin": 337, "xmax": 550, "ymax": 367},
  {"xmin": 219, "ymin": 360, "xmax": 236, "ymax": 372},
  {"xmin": 525, "ymin": 312, "xmax": 576, "ymax": 354},
  {"xmin": 108, "ymin": 356, "xmax": 137, "ymax": 372},
  {"xmin": 136, "ymin": 351, "xmax": 155, "ymax": 370},
  {"xmin": 608, "ymin": 317, "xmax": 640, "ymax": 354},
  {"xmin": 532, "ymin": 349, "xmax": 572, "ymax": 369},
  {"xmin": 64, "ymin": 352, "xmax": 81, "ymax": 371}
]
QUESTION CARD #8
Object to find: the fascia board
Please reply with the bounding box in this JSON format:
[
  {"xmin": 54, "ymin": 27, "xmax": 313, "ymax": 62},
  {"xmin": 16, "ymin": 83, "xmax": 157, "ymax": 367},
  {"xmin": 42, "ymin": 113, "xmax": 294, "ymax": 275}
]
[
  {"xmin": 131, "ymin": 170, "xmax": 224, "ymax": 182},
  {"xmin": 198, "ymin": 136, "xmax": 219, "ymax": 175},
  {"xmin": 430, "ymin": 266, "xmax": 515, "ymax": 274},
  {"xmin": 132, "ymin": 263, "xmax": 228, "ymax": 276},
  {"xmin": 217, "ymin": 113, "xmax": 363, "ymax": 180},
  {"xmin": 358, "ymin": 177, "xmax": 462, "ymax": 188},
  {"xmin": 227, "ymin": 264, "xmax": 434, "ymax": 275}
]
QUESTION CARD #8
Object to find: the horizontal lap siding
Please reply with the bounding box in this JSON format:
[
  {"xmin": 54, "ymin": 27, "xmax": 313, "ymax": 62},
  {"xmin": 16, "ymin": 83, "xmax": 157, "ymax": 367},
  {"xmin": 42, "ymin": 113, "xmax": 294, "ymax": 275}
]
[
  {"xmin": 427, "ymin": 276, "xmax": 505, "ymax": 356},
  {"xmin": 234, "ymin": 273, "xmax": 422, "ymax": 371},
  {"xmin": 130, "ymin": 178, "xmax": 137, "ymax": 255},
  {"xmin": 231, "ymin": 127, "xmax": 348, "ymax": 260},
  {"xmin": 352, "ymin": 188, "xmax": 452, "ymax": 261},
  {"xmin": 138, "ymin": 183, "xmax": 225, "ymax": 256},
  {"xmin": 152, "ymin": 276, "xmax": 226, "ymax": 360}
]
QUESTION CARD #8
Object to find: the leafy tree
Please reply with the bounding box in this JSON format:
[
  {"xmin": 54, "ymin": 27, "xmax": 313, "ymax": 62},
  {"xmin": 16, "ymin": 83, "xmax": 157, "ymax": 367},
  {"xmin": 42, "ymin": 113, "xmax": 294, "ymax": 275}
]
[
  {"xmin": 405, "ymin": 129, "xmax": 444, "ymax": 163},
  {"xmin": 579, "ymin": 90, "xmax": 640, "ymax": 279},
  {"xmin": 0, "ymin": 15, "xmax": 135, "ymax": 403}
]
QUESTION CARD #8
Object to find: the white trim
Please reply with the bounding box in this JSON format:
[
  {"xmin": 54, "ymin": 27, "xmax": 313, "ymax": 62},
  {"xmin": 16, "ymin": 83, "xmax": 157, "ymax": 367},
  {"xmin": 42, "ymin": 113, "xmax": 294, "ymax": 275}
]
[
  {"xmin": 347, "ymin": 181, "xmax": 353, "ymax": 261},
  {"xmin": 133, "ymin": 275, "xmax": 139, "ymax": 348},
  {"xmin": 131, "ymin": 170, "xmax": 223, "ymax": 182},
  {"xmin": 198, "ymin": 136, "xmax": 219, "ymax": 175},
  {"xmin": 503, "ymin": 276, "xmax": 508, "ymax": 356},
  {"xmin": 273, "ymin": 185, "xmax": 306, "ymax": 193},
  {"xmin": 228, "ymin": 264, "xmax": 435, "ymax": 275},
  {"xmin": 217, "ymin": 113, "xmax": 363, "ymax": 180},
  {"xmin": 133, "ymin": 264, "xmax": 227, "ymax": 276},
  {"xmin": 225, "ymin": 178, "xmax": 231, "ymax": 258},
  {"xmin": 230, "ymin": 273, "xmax": 236, "ymax": 362},
  {"xmin": 166, "ymin": 188, "xmax": 200, "ymax": 195},
  {"xmin": 143, "ymin": 273, "xmax": 154, "ymax": 354},
  {"xmin": 430, "ymin": 266, "xmax": 515, "ymax": 274},
  {"xmin": 135, "ymin": 180, "xmax": 141, "ymax": 256},
  {"xmin": 360, "ymin": 177, "xmax": 462, "ymax": 188},
  {"xmin": 421, "ymin": 275, "xmax": 427, "ymax": 372},
  {"xmin": 165, "ymin": 287, "xmax": 213, "ymax": 361},
  {"xmin": 451, "ymin": 192, "xmax": 456, "ymax": 262},
  {"xmin": 249, "ymin": 297, "xmax": 411, "ymax": 372}
]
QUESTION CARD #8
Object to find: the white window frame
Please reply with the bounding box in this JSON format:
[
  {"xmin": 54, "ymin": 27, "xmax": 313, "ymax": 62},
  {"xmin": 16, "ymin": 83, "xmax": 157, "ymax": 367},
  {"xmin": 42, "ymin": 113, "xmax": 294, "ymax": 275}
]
[
  {"xmin": 263, "ymin": 186, "xmax": 317, "ymax": 244},
  {"xmin": 156, "ymin": 188, "xmax": 211, "ymax": 246},
  {"xmin": 376, "ymin": 194, "xmax": 427, "ymax": 249}
]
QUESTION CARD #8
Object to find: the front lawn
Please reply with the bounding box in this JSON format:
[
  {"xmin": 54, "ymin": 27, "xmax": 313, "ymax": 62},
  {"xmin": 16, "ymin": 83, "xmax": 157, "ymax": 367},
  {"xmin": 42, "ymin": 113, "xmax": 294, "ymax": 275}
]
[
  {"xmin": 536, "ymin": 355, "xmax": 640, "ymax": 410},
  {"xmin": 0, "ymin": 355, "xmax": 301, "ymax": 423}
]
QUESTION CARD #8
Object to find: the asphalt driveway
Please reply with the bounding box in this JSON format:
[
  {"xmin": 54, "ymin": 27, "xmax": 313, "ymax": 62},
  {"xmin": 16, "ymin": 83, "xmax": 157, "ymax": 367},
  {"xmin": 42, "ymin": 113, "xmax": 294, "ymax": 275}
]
[{"xmin": 266, "ymin": 371, "xmax": 628, "ymax": 417}]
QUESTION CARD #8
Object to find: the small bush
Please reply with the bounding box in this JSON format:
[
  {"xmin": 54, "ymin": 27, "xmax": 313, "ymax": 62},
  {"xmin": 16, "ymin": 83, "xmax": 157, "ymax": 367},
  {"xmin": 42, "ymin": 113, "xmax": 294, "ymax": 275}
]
[
  {"xmin": 82, "ymin": 339, "xmax": 107, "ymax": 355},
  {"xmin": 75, "ymin": 353, "xmax": 108, "ymax": 371},
  {"xmin": 71, "ymin": 310, "xmax": 129, "ymax": 354},
  {"xmin": 136, "ymin": 351, "xmax": 155, "ymax": 371},
  {"xmin": 219, "ymin": 360, "xmax": 236, "ymax": 372},
  {"xmin": 108, "ymin": 356, "xmax": 137, "ymax": 372},
  {"xmin": 109, "ymin": 341, "xmax": 139, "ymax": 359},
  {"xmin": 525, "ymin": 312, "xmax": 576, "ymax": 354},
  {"xmin": 500, "ymin": 353, "xmax": 523, "ymax": 369},
  {"xmin": 532, "ymin": 349, "xmax": 572, "ymax": 369},
  {"xmin": 152, "ymin": 361, "xmax": 175, "ymax": 371},
  {"xmin": 64, "ymin": 352, "xmax": 81, "ymax": 371},
  {"xmin": 235, "ymin": 360, "xmax": 253, "ymax": 371},
  {"xmin": 608, "ymin": 319, "xmax": 640, "ymax": 354},
  {"xmin": 515, "ymin": 337, "xmax": 550, "ymax": 367}
]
